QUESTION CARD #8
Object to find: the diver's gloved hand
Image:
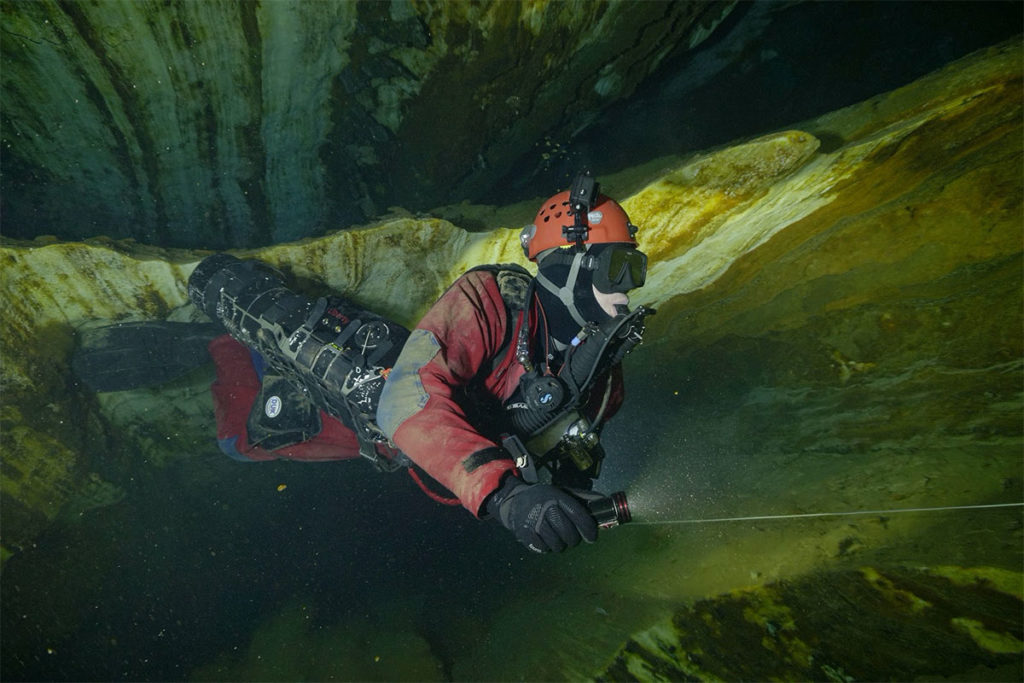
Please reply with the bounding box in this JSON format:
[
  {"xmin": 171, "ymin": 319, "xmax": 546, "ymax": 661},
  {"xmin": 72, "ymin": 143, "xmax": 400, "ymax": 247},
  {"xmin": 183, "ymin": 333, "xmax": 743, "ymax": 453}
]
[{"xmin": 485, "ymin": 476, "xmax": 598, "ymax": 553}]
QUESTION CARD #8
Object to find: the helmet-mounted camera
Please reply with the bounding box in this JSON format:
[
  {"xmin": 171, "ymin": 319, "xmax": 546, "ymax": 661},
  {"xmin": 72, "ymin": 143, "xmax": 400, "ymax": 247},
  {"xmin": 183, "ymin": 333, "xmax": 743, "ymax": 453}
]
[
  {"xmin": 521, "ymin": 172, "xmax": 639, "ymax": 262},
  {"xmin": 564, "ymin": 171, "xmax": 598, "ymax": 250}
]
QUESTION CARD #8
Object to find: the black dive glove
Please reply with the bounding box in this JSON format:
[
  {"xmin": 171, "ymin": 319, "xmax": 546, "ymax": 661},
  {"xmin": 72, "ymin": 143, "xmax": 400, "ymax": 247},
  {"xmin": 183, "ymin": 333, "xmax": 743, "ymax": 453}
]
[{"xmin": 485, "ymin": 476, "xmax": 598, "ymax": 553}]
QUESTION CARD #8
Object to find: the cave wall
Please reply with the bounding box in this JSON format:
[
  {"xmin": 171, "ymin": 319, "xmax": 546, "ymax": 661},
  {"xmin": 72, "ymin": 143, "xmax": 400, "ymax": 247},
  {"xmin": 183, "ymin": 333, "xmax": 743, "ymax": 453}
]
[
  {"xmin": 617, "ymin": 36, "xmax": 1023, "ymax": 527},
  {"xmin": 0, "ymin": 0, "xmax": 732, "ymax": 248}
]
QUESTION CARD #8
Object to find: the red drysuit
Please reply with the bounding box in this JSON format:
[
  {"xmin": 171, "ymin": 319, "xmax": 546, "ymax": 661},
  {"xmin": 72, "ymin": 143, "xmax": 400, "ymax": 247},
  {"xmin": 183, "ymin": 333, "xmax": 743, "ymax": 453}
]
[
  {"xmin": 376, "ymin": 269, "xmax": 623, "ymax": 516},
  {"xmin": 210, "ymin": 269, "xmax": 623, "ymax": 516}
]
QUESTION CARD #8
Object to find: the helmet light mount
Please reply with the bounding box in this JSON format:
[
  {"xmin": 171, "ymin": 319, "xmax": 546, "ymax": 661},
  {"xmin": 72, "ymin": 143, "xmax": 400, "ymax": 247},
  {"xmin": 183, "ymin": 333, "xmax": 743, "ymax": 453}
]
[{"xmin": 564, "ymin": 171, "xmax": 598, "ymax": 251}]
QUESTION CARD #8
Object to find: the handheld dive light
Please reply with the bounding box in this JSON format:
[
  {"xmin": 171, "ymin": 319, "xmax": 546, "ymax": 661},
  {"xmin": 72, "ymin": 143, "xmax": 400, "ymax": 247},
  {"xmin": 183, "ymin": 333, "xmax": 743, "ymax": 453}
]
[{"xmin": 585, "ymin": 491, "xmax": 631, "ymax": 528}]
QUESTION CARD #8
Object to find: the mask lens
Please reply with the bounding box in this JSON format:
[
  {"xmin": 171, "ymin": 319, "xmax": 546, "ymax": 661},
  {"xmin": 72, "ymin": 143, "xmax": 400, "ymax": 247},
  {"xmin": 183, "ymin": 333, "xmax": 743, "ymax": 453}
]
[{"xmin": 602, "ymin": 247, "xmax": 647, "ymax": 292}]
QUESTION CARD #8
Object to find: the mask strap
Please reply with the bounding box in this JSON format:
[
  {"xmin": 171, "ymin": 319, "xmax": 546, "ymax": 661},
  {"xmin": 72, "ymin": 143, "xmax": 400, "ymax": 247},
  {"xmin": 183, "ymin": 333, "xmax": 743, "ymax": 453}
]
[{"xmin": 535, "ymin": 251, "xmax": 590, "ymax": 329}]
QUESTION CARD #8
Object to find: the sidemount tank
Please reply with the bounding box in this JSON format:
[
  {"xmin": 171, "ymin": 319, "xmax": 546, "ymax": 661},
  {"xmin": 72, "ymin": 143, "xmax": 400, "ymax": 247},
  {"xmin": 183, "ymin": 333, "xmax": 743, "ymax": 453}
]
[{"xmin": 187, "ymin": 253, "xmax": 409, "ymax": 427}]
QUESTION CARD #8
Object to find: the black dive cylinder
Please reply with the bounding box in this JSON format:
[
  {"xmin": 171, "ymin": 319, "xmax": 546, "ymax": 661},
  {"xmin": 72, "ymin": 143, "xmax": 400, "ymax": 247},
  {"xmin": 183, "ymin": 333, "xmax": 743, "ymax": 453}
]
[
  {"xmin": 562, "ymin": 306, "xmax": 651, "ymax": 393},
  {"xmin": 187, "ymin": 253, "xmax": 409, "ymax": 427}
]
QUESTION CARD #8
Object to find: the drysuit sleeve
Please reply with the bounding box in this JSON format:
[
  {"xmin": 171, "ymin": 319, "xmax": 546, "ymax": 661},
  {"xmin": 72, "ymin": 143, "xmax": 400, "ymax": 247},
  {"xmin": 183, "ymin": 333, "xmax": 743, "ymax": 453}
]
[{"xmin": 377, "ymin": 271, "xmax": 517, "ymax": 516}]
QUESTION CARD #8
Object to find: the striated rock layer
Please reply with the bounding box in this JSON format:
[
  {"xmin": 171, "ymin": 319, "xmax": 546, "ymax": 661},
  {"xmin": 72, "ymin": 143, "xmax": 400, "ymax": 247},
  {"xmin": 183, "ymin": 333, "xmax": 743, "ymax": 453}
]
[
  {"xmin": 0, "ymin": 0, "xmax": 732, "ymax": 248},
  {"xmin": 0, "ymin": 37, "xmax": 1020, "ymax": 677}
]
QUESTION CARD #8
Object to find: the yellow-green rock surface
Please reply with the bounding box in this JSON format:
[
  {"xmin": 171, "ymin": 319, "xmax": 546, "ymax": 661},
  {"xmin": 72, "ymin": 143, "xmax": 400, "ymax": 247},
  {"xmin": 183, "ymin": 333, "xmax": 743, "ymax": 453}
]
[{"xmin": 598, "ymin": 565, "xmax": 1023, "ymax": 682}]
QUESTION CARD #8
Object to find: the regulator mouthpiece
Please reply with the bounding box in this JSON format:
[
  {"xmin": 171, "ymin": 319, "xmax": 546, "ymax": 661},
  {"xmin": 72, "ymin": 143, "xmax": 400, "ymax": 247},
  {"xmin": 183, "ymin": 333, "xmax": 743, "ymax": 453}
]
[{"xmin": 586, "ymin": 491, "xmax": 631, "ymax": 528}]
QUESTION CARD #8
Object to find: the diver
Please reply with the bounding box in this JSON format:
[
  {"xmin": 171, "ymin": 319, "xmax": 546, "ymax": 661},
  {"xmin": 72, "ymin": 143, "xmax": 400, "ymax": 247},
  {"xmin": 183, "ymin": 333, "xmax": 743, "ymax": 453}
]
[
  {"xmin": 376, "ymin": 174, "xmax": 648, "ymax": 553},
  {"xmin": 76, "ymin": 174, "xmax": 648, "ymax": 554}
]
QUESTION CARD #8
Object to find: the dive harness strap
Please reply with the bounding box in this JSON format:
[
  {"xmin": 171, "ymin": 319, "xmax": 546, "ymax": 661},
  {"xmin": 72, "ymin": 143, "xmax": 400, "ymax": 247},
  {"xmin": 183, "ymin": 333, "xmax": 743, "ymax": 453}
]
[{"xmin": 533, "ymin": 251, "xmax": 590, "ymax": 329}]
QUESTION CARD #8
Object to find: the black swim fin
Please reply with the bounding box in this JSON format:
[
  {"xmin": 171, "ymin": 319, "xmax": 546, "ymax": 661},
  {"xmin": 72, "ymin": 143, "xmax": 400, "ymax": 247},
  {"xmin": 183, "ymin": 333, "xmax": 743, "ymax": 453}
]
[{"xmin": 72, "ymin": 320, "xmax": 221, "ymax": 392}]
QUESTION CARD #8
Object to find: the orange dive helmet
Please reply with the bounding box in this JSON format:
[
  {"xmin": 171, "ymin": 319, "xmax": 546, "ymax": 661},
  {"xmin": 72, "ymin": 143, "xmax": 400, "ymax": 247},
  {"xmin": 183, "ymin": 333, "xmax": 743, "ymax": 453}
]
[{"xmin": 520, "ymin": 173, "xmax": 638, "ymax": 262}]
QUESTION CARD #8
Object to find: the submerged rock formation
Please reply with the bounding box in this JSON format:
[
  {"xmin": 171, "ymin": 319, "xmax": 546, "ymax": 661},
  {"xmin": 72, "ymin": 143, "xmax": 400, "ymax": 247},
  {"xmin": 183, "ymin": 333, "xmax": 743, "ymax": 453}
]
[
  {"xmin": 598, "ymin": 565, "xmax": 1023, "ymax": 681},
  {"xmin": 0, "ymin": 36, "xmax": 1020, "ymax": 680},
  {"xmin": 0, "ymin": 0, "xmax": 732, "ymax": 248}
]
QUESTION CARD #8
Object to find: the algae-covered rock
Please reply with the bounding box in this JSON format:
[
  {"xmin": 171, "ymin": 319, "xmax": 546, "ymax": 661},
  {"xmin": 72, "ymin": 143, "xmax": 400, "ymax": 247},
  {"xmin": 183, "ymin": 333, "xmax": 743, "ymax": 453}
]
[
  {"xmin": 615, "ymin": 39, "xmax": 1022, "ymax": 553},
  {"xmin": 597, "ymin": 565, "xmax": 1023, "ymax": 682},
  {"xmin": 0, "ymin": 408, "xmax": 79, "ymax": 561}
]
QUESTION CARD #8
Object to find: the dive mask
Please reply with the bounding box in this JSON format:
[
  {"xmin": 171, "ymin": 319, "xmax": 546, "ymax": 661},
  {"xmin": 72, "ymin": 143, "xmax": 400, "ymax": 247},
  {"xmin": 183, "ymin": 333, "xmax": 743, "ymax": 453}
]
[{"xmin": 593, "ymin": 245, "xmax": 647, "ymax": 293}]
